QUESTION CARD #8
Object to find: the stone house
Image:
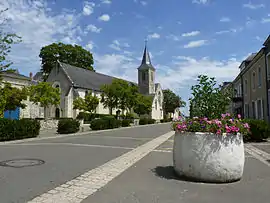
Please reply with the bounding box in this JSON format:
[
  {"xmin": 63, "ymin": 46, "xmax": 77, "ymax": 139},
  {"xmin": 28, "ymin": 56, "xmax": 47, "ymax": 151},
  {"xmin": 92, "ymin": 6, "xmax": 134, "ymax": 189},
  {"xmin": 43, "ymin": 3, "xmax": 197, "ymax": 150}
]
[
  {"xmin": 44, "ymin": 44, "xmax": 164, "ymax": 121},
  {"xmin": 229, "ymin": 34, "xmax": 270, "ymax": 122},
  {"xmin": 0, "ymin": 71, "xmax": 43, "ymax": 119}
]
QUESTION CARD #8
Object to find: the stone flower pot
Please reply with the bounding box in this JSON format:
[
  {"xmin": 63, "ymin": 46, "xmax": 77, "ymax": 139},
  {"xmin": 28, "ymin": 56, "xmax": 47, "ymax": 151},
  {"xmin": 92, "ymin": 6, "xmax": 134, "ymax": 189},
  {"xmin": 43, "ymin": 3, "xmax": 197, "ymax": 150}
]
[{"xmin": 173, "ymin": 131, "xmax": 245, "ymax": 183}]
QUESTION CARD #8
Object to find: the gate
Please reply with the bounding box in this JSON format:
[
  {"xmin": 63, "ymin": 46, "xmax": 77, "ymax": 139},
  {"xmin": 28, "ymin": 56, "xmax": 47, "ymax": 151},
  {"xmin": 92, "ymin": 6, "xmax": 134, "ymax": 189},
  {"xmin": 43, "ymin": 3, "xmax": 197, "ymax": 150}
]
[{"xmin": 4, "ymin": 107, "xmax": 20, "ymax": 120}]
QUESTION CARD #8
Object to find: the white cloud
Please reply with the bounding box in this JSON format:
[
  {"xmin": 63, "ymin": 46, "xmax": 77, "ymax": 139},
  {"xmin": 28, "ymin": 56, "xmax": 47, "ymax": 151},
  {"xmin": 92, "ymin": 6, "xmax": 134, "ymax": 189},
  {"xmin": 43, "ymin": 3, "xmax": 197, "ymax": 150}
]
[
  {"xmin": 215, "ymin": 27, "xmax": 243, "ymax": 35},
  {"xmin": 86, "ymin": 41, "xmax": 94, "ymax": 50},
  {"xmin": 220, "ymin": 17, "xmax": 231, "ymax": 22},
  {"xmin": 86, "ymin": 24, "xmax": 102, "ymax": 33},
  {"xmin": 243, "ymin": 3, "xmax": 265, "ymax": 9},
  {"xmin": 192, "ymin": 0, "xmax": 209, "ymax": 4},
  {"xmin": 148, "ymin": 33, "xmax": 160, "ymax": 39},
  {"xmin": 182, "ymin": 31, "xmax": 200, "ymax": 37},
  {"xmin": 83, "ymin": 1, "xmax": 95, "ymax": 16},
  {"xmin": 183, "ymin": 40, "xmax": 207, "ymax": 48},
  {"xmin": 166, "ymin": 34, "xmax": 180, "ymax": 41},
  {"xmin": 0, "ymin": 0, "xmax": 83, "ymax": 75},
  {"xmin": 140, "ymin": 1, "xmax": 147, "ymax": 6},
  {"xmin": 98, "ymin": 14, "xmax": 110, "ymax": 21},
  {"xmin": 101, "ymin": 0, "xmax": 112, "ymax": 4},
  {"xmin": 109, "ymin": 40, "xmax": 130, "ymax": 51},
  {"xmin": 261, "ymin": 14, "xmax": 270, "ymax": 23}
]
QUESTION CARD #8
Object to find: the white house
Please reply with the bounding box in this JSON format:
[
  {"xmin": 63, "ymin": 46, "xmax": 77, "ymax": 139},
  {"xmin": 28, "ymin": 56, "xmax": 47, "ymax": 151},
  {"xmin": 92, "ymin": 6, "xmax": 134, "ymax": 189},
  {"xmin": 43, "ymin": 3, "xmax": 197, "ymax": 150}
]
[
  {"xmin": 43, "ymin": 44, "xmax": 164, "ymax": 120},
  {"xmin": 0, "ymin": 70, "xmax": 43, "ymax": 119}
]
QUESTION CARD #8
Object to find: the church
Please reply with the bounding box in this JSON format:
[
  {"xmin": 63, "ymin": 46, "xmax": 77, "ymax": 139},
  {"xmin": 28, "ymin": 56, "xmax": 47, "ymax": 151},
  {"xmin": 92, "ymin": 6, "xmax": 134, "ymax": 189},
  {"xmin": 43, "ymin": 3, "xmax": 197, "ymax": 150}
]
[{"xmin": 44, "ymin": 43, "xmax": 164, "ymax": 120}]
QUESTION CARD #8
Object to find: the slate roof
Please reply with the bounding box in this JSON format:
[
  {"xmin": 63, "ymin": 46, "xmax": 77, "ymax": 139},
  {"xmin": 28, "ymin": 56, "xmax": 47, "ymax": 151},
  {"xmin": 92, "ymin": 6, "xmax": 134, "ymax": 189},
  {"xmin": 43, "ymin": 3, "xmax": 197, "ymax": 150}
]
[
  {"xmin": 0, "ymin": 71, "xmax": 31, "ymax": 81},
  {"xmin": 59, "ymin": 62, "xmax": 137, "ymax": 91},
  {"xmin": 138, "ymin": 44, "xmax": 155, "ymax": 71},
  {"xmin": 244, "ymin": 53, "xmax": 257, "ymax": 62}
]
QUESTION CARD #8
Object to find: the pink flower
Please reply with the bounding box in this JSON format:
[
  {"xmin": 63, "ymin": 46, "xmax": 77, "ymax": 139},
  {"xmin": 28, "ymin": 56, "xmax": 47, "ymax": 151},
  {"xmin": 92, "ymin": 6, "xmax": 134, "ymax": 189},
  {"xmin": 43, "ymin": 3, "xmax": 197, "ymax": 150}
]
[
  {"xmin": 207, "ymin": 120, "xmax": 212, "ymax": 124},
  {"xmin": 221, "ymin": 114, "xmax": 226, "ymax": 118},
  {"xmin": 203, "ymin": 117, "xmax": 208, "ymax": 121},
  {"xmin": 216, "ymin": 129, "xmax": 221, "ymax": 135},
  {"xmin": 231, "ymin": 126, "xmax": 240, "ymax": 132},
  {"xmin": 243, "ymin": 123, "xmax": 250, "ymax": 129},
  {"xmin": 237, "ymin": 114, "xmax": 241, "ymax": 119},
  {"xmin": 226, "ymin": 113, "xmax": 231, "ymax": 117},
  {"xmin": 229, "ymin": 119, "xmax": 234, "ymax": 123},
  {"xmin": 225, "ymin": 125, "xmax": 231, "ymax": 133}
]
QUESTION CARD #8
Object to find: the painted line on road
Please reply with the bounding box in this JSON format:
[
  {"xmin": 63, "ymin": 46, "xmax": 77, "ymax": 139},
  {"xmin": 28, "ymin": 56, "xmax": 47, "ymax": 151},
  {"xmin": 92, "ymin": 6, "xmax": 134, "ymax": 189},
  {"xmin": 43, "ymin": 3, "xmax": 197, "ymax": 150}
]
[
  {"xmin": 27, "ymin": 131, "xmax": 174, "ymax": 203},
  {"xmin": 0, "ymin": 123, "xmax": 170, "ymax": 145},
  {"xmin": 3, "ymin": 142, "xmax": 135, "ymax": 150},
  {"xmin": 245, "ymin": 145, "xmax": 270, "ymax": 167}
]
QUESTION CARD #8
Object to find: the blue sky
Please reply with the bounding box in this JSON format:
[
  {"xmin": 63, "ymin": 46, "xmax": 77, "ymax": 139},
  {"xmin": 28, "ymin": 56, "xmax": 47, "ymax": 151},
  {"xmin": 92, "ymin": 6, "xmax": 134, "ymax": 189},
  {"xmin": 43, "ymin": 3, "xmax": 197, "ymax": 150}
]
[{"xmin": 1, "ymin": 0, "xmax": 270, "ymax": 115}]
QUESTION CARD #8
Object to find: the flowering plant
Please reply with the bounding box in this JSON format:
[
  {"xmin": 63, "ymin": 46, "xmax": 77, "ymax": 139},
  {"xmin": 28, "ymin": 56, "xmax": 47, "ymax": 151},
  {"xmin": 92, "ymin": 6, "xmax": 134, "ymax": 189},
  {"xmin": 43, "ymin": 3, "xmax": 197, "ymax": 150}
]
[{"xmin": 172, "ymin": 113, "xmax": 250, "ymax": 135}]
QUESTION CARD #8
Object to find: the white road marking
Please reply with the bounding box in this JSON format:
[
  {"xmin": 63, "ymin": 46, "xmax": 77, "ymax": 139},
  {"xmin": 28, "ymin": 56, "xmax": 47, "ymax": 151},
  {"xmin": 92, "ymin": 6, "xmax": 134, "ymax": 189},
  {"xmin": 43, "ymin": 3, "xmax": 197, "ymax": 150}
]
[
  {"xmin": 245, "ymin": 145, "xmax": 270, "ymax": 167},
  {"xmin": 27, "ymin": 131, "xmax": 174, "ymax": 203}
]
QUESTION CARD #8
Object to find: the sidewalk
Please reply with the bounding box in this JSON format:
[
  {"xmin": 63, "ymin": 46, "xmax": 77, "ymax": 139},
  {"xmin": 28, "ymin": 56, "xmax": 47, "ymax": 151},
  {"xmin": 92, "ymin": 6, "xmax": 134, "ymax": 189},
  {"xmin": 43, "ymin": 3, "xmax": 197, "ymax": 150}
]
[{"xmin": 82, "ymin": 145, "xmax": 270, "ymax": 203}]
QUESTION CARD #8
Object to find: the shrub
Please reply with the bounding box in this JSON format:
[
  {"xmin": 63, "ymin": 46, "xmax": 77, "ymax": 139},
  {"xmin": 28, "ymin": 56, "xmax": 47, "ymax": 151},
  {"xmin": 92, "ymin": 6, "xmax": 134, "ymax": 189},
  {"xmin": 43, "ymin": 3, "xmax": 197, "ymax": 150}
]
[
  {"xmin": 57, "ymin": 119, "xmax": 80, "ymax": 134},
  {"xmin": 77, "ymin": 112, "xmax": 111, "ymax": 122},
  {"xmin": 0, "ymin": 118, "xmax": 40, "ymax": 141},
  {"xmin": 122, "ymin": 119, "xmax": 131, "ymax": 127},
  {"xmin": 90, "ymin": 116, "xmax": 121, "ymax": 130},
  {"xmin": 242, "ymin": 119, "xmax": 270, "ymax": 142},
  {"xmin": 160, "ymin": 119, "xmax": 164, "ymax": 123},
  {"xmin": 139, "ymin": 118, "xmax": 148, "ymax": 125},
  {"xmin": 148, "ymin": 119, "xmax": 156, "ymax": 124}
]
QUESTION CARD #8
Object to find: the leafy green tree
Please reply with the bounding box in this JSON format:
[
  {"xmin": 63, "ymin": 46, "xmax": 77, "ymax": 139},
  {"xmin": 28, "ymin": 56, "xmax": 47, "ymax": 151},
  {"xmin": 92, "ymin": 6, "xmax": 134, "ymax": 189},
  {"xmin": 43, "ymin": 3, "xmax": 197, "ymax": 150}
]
[
  {"xmin": 0, "ymin": 9, "xmax": 21, "ymax": 73},
  {"xmin": 100, "ymin": 83, "xmax": 118, "ymax": 115},
  {"xmin": 73, "ymin": 92, "xmax": 99, "ymax": 115},
  {"xmin": 39, "ymin": 42, "xmax": 95, "ymax": 78},
  {"xmin": 0, "ymin": 83, "xmax": 28, "ymax": 116},
  {"xmin": 134, "ymin": 94, "xmax": 152, "ymax": 117},
  {"xmin": 189, "ymin": 75, "xmax": 232, "ymax": 119},
  {"xmin": 163, "ymin": 89, "xmax": 185, "ymax": 117},
  {"xmin": 28, "ymin": 82, "xmax": 60, "ymax": 114}
]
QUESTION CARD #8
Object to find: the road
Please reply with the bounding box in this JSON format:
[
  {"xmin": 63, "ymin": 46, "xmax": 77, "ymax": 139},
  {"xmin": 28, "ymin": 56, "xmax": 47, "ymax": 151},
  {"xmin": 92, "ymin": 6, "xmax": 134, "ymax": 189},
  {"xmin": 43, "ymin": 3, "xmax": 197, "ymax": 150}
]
[{"xmin": 1, "ymin": 123, "xmax": 270, "ymax": 203}]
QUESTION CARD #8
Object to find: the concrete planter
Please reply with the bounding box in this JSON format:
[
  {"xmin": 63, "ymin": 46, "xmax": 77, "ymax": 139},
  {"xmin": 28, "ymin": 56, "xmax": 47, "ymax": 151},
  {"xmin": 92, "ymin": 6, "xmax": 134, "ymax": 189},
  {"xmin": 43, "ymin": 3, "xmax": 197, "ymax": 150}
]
[{"xmin": 173, "ymin": 132, "xmax": 245, "ymax": 183}]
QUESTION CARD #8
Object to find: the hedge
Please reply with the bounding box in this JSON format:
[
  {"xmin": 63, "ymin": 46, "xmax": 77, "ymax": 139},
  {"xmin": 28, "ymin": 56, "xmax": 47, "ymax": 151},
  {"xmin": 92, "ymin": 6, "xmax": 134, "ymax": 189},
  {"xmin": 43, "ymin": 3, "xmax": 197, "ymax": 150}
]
[
  {"xmin": 242, "ymin": 119, "xmax": 270, "ymax": 142},
  {"xmin": 57, "ymin": 119, "xmax": 80, "ymax": 134},
  {"xmin": 139, "ymin": 118, "xmax": 156, "ymax": 125},
  {"xmin": 0, "ymin": 118, "xmax": 40, "ymax": 141},
  {"xmin": 90, "ymin": 116, "xmax": 121, "ymax": 131},
  {"xmin": 121, "ymin": 119, "xmax": 131, "ymax": 127}
]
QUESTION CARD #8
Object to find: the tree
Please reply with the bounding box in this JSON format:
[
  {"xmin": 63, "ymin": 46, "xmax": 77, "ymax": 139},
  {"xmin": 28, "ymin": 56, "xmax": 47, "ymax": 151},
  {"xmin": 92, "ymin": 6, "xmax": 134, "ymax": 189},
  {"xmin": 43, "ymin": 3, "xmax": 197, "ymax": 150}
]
[
  {"xmin": 0, "ymin": 83, "xmax": 28, "ymax": 117},
  {"xmin": 73, "ymin": 92, "xmax": 99, "ymax": 115},
  {"xmin": 134, "ymin": 94, "xmax": 152, "ymax": 117},
  {"xmin": 189, "ymin": 75, "xmax": 232, "ymax": 119},
  {"xmin": 0, "ymin": 9, "xmax": 21, "ymax": 72},
  {"xmin": 163, "ymin": 89, "xmax": 185, "ymax": 116},
  {"xmin": 100, "ymin": 83, "xmax": 118, "ymax": 115},
  {"xmin": 28, "ymin": 82, "xmax": 60, "ymax": 109},
  {"xmin": 39, "ymin": 42, "xmax": 95, "ymax": 78}
]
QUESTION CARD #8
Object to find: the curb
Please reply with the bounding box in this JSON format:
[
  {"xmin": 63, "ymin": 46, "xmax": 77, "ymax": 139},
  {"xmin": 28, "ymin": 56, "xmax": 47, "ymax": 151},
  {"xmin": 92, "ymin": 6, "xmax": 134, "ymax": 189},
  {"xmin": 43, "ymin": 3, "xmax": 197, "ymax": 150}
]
[{"xmin": 0, "ymin": 122, "xmax": 171, "ymax": 145}]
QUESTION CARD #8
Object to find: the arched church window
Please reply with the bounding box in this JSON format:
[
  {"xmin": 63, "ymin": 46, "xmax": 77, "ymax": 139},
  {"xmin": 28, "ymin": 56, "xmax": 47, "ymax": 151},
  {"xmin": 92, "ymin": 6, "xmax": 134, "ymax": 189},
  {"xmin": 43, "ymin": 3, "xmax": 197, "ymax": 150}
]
[
  {"xmin": 155, "ymin": 100, "xmax": 157, "ymax": 110},
  {"xmin": 85, "ymin": 90, "xmax": 88, "ymax": 96},
  {"xmin": 142, "ymin": 72, "xmax": 146, "ymax": 81},
  {"xmin": 158, "ymin": 92, "xmax": 161, "ymax": 106},
  {"xmin": 151, "ymin": 72, "xmax": 153, "ymax": 81}
]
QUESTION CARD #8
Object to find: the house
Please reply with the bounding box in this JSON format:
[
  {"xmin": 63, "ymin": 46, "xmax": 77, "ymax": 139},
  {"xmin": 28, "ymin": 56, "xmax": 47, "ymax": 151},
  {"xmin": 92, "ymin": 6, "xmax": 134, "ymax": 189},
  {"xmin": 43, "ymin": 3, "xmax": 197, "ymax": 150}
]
[
  {"xmin": 44, "ymin": 43, "xmax": 164, "ymax": 120},
  {"xmin": 229, "ymin": 34, "xmax": 270, "ymax": 122},
  {"xmin": 0, "ymin": 70, "xmax": 43, "ymax": 119}
]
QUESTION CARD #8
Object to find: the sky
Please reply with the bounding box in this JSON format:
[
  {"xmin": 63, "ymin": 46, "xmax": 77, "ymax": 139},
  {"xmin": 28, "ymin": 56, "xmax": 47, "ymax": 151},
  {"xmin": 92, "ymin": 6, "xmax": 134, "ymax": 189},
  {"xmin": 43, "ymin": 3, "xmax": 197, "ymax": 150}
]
[{"xmin": 1, "ymin": 0, "xmax": 270, "ymax": 115}]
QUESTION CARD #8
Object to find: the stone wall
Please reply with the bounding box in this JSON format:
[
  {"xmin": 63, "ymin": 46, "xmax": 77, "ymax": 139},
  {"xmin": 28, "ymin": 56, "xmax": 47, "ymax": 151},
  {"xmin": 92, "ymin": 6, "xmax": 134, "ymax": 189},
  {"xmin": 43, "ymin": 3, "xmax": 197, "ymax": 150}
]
[{"xmin": 40, "ymin": 119, "xmax": 59, "ymax": 130}]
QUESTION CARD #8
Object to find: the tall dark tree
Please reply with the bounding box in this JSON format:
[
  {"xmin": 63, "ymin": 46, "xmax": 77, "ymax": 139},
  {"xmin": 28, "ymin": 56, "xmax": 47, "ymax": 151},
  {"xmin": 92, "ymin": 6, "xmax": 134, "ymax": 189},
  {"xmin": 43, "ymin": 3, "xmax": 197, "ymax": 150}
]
[
  {"xmin": 39, "ymin": 42, "xmax": 95, "ymax": 78},
  {"xmin": 133, "ymin": 94, "xmax": 152, "ymax": 117},
  {"xmin": 163, "ymin": 89, "xmax": 185, "ymax": 117}
]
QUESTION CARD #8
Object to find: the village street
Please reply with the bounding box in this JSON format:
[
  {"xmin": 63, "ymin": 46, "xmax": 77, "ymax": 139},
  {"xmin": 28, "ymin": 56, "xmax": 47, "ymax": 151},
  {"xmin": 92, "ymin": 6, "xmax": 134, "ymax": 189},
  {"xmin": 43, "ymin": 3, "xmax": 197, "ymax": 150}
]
[{"xmin": 0, "ymin": 123, "xmax": 270, "ymax": 203}]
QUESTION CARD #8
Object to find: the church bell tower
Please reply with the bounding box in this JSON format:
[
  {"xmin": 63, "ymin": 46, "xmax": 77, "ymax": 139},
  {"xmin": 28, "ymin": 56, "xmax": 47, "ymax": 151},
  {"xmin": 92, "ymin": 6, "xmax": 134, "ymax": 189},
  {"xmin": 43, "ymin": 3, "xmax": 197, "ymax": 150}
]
[{"xmin": 138, "ymin": 40, "xmax": 156, "ymax": 95}]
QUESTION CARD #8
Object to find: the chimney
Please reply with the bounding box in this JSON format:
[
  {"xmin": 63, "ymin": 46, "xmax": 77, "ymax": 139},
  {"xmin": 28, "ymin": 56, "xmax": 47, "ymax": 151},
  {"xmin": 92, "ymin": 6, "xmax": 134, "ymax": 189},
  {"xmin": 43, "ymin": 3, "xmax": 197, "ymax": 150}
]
[{"xmin": 29, "ymin": 72, "xmax": 33, "ymax": 80}]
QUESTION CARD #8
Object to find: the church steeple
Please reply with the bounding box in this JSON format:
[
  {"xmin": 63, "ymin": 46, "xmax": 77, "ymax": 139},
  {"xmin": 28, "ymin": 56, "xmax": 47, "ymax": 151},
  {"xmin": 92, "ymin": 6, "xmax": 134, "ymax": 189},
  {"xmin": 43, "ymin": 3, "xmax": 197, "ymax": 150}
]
[{"xmin": 141, "ymin": 39, "xmax": 152, "ymax": 65}]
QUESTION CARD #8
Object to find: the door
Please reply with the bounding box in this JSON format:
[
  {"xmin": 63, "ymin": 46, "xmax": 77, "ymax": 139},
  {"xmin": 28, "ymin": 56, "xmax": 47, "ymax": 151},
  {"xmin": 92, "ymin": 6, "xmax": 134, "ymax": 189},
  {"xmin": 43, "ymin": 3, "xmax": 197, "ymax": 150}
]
[{"xmin": 4, "ymin": 107, "xmax": 20, "ymax": 120}]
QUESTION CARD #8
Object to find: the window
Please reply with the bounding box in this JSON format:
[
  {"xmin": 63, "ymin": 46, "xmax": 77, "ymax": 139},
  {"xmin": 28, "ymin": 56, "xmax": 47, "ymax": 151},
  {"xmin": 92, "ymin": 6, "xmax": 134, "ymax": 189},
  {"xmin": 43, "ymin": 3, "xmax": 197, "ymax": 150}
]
[
  {"xmin": 151, "ymin": 72, "xmax": 153, "ymax": 81},
  {"xmin": 244, "ymin": 104, "xmax": 249, "ymax": 118},
  {"xmin": 142, "ymin": 72, "xmax": 146, "ymax": 81},
  {"xmin": 244, "ymin": 80, "xmax": 247, "ymax": 94},
  {"xmin": 85, "ymin": 91, "xmax": 88, "ymax": 96},
  {"xmin": 155, "ymin": 100, "xmax": 157, "ymax": 110},
  {"xmin": 257, "ymin": 99, "xmax": 264, "ymax": 120},
  {"xmin": 252, "ymin": 101, "xmax": 256, "ymax": 119},
  {"xmin": 258, "ymin": 67, "xmax": 262, "ymax": 87},
  {"xmin": 252, "ymin": 72, "xmax": 256, "ymax": 89}
]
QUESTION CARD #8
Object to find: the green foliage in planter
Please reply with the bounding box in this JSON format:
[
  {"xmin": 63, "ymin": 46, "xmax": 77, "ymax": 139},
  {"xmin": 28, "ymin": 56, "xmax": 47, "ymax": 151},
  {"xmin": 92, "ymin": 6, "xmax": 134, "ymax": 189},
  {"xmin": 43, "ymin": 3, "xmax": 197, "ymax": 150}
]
[
  {"xmin": 57, "ymin": 119, "xmax": 80, "ymax": 134},
  {"xmin": 242, "ymin": 119, "xmax": 270, "ymax": 142},
  {"xmin": 0, "ymin": 118, "xmax": 40, "ymax": 141},
  {"xmin": 121, "ymin": 119, "xmax": 131, "ymax": 127}
]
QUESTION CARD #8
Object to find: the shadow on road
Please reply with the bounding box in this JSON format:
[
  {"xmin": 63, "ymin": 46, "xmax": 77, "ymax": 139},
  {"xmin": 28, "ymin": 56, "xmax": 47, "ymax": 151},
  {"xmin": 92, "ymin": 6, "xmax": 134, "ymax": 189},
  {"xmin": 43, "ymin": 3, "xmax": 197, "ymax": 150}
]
[{"xmin": 152, "ymin": 166, "xmax": 238, "ymax": 184}]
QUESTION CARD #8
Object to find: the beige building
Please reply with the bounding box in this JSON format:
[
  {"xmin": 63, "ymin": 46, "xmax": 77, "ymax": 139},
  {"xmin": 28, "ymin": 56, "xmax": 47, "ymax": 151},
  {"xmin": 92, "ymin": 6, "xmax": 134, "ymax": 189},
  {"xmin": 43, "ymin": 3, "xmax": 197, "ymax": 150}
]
[{"xmin": 229, "ymin": 34, "xmax": 270, "ymax": 122}]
